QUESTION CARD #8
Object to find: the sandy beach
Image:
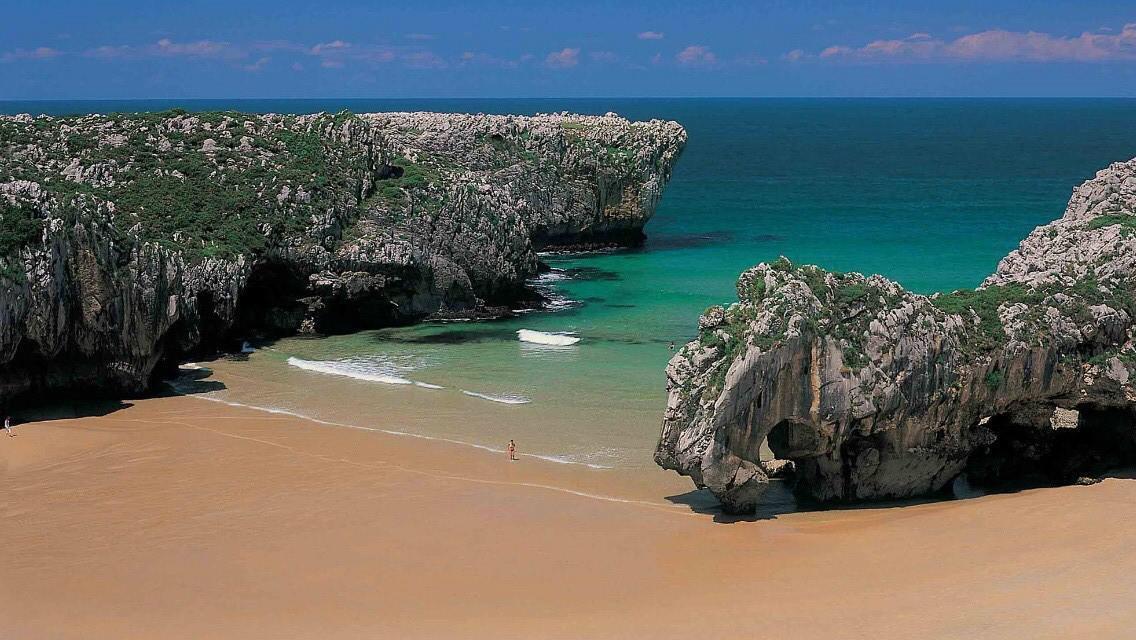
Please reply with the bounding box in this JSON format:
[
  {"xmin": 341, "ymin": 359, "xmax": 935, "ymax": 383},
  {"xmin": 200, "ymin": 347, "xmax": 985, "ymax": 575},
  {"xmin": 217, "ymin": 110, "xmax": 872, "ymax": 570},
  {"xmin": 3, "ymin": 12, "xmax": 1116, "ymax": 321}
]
[{"xmin": 3, "ymin": 388, "xmax": 1135, "ymax": 639}]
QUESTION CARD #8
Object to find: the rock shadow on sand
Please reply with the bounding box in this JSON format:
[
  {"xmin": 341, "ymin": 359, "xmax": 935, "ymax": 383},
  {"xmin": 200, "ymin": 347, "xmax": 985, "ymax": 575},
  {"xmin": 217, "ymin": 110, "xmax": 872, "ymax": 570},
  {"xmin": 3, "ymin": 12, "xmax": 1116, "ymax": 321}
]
[{"xmin": 667, "ymin": 468, "xmax": 1136, "ymax": 523}]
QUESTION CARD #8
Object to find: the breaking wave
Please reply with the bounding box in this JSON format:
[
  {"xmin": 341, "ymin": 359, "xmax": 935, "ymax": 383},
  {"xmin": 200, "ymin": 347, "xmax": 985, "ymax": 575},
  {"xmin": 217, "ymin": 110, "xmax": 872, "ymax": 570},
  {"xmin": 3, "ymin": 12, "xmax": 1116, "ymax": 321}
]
[
  {"xmin": 518, "ymin": 268, "xmax": 581, "ymax": 313},
  {"xmin": 287, "ymin": 357, "xmax": 413, "ymax": 385},
  {"xmin": 517, "ymin": 329, "xmax": 580, "ymax": 346},
  {"xmin": 460, "ymin": 390, "xmax": 532, "ymax": 405}
]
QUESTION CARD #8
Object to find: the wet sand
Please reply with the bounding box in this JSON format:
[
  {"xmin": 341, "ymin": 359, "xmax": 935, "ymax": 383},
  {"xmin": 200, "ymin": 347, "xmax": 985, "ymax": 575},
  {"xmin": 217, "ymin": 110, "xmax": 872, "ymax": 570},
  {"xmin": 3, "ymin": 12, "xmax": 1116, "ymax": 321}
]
[{"xmin": 4, "ymin": 393, "xmax": 1136, "ymax": 639}]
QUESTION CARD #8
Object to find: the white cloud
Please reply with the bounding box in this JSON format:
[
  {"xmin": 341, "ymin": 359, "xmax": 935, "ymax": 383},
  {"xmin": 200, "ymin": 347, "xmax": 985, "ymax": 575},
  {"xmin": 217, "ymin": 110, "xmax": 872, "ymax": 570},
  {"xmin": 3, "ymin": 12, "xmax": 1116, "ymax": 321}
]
[
  {"xmin": 545, "ymin": 47, "xmax": 580, "ymax": 68},
  {"xmin": 809, "ymin": 23, "xmax": 1136, "ymax": 63},
  {"xmin": 676, "ymin": 45, "xmax": 716, "ymax": 66},
  {"xmin": 638, "ymin": 31, "xmax": 664, "ymax": 40}
]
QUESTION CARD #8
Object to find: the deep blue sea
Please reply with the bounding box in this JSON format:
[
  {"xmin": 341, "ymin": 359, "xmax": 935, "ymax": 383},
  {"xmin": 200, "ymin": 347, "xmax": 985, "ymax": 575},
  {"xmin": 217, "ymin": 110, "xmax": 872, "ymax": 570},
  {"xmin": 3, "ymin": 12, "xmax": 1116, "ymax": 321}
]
[{"xmin": 7, "ymin": 98, "xmax": 1136, "ymax": 468}]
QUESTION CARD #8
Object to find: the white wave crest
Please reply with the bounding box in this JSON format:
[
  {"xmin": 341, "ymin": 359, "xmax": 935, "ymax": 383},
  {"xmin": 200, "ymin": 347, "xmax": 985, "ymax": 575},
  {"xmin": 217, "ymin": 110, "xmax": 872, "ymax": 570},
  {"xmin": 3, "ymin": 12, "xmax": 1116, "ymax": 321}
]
[
  {"xmin": 461, "ymin": 390, "xmax": 532, "ymax": 405},
  {"xmin": 287, "ymin": 357, "xmax": 413, "ymax": 385},
  {"xmin": 517, "ymin": 329, "xmax": 580, "ymax": 346}
]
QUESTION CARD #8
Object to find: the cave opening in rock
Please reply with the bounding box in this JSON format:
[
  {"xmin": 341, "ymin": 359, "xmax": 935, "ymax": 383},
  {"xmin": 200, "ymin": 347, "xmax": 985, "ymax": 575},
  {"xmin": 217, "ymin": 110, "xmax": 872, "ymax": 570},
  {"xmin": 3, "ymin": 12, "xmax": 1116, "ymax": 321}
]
[
  {"xmin": 235, "ymin": 261, "xmax": 311, "ymax": 337},
  {"xmin": 195, "ymin": 290, "xmax": 230, "ymax": 354},
  {"xmin": 376, "ymin": 163, "xmax": 405, "ymax": 180},
  {"xmin": 767, "ymin": 418, "xmax": 824, "ymax": 460},
  {"xmin": 965, "ymin": 406, "xmax": 1136, "ymax": 489}
]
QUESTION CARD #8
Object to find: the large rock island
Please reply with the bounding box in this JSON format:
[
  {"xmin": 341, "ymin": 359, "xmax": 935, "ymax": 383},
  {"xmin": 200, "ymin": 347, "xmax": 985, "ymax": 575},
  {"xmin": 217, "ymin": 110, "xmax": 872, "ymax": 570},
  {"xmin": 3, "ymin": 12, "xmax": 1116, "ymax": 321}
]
[
  {"xmin": 656, "ymin": 157, "xmax": 1136, "ymax": 513},
  {"xmin": 0, "ymin": 110, "xmax": 685, "ymax": 404}
]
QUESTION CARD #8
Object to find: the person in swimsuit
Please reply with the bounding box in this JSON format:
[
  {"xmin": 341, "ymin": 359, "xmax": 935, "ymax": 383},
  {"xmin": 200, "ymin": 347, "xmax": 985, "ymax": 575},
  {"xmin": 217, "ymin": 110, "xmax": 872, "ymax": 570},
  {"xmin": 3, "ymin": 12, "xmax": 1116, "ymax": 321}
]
[
  {"xmin": 507, "ymin": 439, "xmax": 517, "ymax": 461},
  {"xmin": 4, "ymin": 416, "xmax": 12, "ymax": 437}
]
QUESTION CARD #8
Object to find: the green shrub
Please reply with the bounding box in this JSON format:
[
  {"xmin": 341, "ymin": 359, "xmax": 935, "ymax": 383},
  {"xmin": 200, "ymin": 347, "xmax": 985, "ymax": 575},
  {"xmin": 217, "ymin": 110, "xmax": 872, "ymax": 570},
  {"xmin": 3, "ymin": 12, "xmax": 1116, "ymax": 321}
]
[
  {"xmin": 1087, "ymin": 214, "xmax": 1136, "ymax": 231},
  {"xmin": 984, "ymin": 370, "xmax": 1004, "ymax": 390},
  {"xmin": 0, "ymin": 202, "xmax": 43, "ymax": 256},
  {"xmin": 770, "ymin": 256, "xmax": 793, "ymax": 272}
]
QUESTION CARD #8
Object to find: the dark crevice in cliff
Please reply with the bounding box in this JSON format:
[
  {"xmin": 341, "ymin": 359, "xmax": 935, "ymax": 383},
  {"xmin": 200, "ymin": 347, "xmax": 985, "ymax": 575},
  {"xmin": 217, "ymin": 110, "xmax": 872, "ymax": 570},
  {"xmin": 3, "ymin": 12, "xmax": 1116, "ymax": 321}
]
[
  {"xmin": 376, "ymin": 163, "xmax": 404, "ymax": 180},
  {"xmin": 236, "ymin": 261, "xmax": 311, "ymax": 337},
  {"xmin": 966, "ymin": 407, "xmax": 1136, "ymax": 489},
  {"xmin": 196, "ymin": 291, "xmax": 230, "ymax": 353}
]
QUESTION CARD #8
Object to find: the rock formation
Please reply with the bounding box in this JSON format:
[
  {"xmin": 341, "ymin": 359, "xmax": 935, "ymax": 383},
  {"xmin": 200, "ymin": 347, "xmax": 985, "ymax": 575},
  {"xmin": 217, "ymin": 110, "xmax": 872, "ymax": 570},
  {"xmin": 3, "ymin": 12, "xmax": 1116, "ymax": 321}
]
[
  {"xmin": 0, "ymin": 110, "xmax": 685, "ymax": 404},
  {"xmin": 656, "ymin": 157, "xmax": 1136, "ymax": 513}
]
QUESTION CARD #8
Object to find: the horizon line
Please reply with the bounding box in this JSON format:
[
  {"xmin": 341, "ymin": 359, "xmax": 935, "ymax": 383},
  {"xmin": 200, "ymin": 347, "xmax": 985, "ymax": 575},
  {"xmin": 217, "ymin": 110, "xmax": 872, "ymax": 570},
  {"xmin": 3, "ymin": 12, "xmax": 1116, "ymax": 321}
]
[{"xmin": 3, "ymin": 95, "xmax": 1136, "ymax": 102}]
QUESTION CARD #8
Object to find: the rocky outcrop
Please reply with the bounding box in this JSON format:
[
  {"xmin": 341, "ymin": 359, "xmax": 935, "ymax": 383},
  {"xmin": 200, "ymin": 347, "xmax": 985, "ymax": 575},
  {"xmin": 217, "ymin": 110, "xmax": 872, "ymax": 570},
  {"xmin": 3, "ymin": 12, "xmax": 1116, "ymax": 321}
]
[
  {"xmin": 0, "ymin": 110, "xmax": 685, "ymax": 404},
  {"xmin": 656, "ymin": 157, "xmax": 1136, "ymax": 513}
]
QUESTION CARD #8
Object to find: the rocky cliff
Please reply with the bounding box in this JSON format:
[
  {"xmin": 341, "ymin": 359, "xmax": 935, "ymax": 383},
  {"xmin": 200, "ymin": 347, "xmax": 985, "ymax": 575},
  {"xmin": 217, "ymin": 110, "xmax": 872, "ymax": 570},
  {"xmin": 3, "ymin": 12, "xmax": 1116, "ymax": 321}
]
[
  {"xmin": 656, "ymin": 157, "xmax": 1136, "ymax": 513},
  {"xmin": 0, "ymin": 110, "xmax": 685, "ymax": 404}
]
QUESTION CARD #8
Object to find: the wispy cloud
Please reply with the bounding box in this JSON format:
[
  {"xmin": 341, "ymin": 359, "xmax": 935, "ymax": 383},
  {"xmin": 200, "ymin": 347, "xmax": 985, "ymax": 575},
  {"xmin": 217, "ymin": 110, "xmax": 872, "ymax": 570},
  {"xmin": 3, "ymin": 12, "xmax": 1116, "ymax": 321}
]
[
  {"xmin": 808, "ymin": 23, "xmax": 1136, "ymax": 63},
  {"xmin": 307, "ymin": 40, "xmax": 443, "ymax": 68},
  {"xmin": 676, "ymin": 45, "xmax": 716, "ymax": 66},
  {"xmin": 1, "ymin": 46, "xmax": 62, "ymax": 62},
  {"xmin": 545, "ymin": 47, "xmax": 580, "ymax": 68},
  {"xmin": 782, "ymin": 48, "xmax": 807, "ymax": 62},
  {"xmin": 84, "ymin": 45, "xmax": 132, "ymax": 59},
  {"xmin": 154, "ymin": 38, "xmax": 232, "ymax": 57},
  {"xmin": 459, "ymin": 51, "xmax": 524, "ymax": 68},
  {"xmin": 404, "ymin": 50, "xmax": 447, "ymax": 69},
  {"xmin": 405, "ymin": 33, "xmax": 435, "ymax": 41},
  {"xmin": 590, "ymin": 51, "xmax": 619, "ymax": 64},
  {"xmin": 638, "ymin": 31, "xmax": 664, "ymax": 40},
  {"xmin": 241, "ymin": 56, "xmax": 271, "ymax": 72},
  {"xmin": 83, "ymin": 38, "xmax": 241, "ymax": 61},
  {"xmin": 309, "ymin": 40, "xmax": 351, "ymax": 56}
]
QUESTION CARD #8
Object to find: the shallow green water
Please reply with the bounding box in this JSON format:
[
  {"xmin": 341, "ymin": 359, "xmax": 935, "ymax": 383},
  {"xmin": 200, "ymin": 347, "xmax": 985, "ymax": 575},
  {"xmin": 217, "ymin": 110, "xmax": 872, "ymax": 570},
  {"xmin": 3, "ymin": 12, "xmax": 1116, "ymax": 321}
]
[{"xmin": 19, "ymin": 98, "xmax": 1133, "ymax": 468}]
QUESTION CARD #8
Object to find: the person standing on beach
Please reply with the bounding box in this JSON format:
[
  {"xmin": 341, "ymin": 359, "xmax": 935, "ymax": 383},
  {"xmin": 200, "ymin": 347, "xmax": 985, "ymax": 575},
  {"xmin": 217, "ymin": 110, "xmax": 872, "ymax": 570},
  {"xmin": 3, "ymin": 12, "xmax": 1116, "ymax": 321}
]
[
  {"xmin": 507, "ymin": 440, "xmax": 517, "ymax": 461},
  {"xmin": 4, "ymin": 416, "xmax": 12, "ymax": 437}
]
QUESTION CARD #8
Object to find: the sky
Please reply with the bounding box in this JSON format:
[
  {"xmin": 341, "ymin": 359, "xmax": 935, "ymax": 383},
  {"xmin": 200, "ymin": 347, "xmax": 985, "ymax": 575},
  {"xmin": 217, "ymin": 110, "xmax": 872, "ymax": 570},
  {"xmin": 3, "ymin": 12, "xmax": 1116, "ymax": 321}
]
[{"xmin": 2, "ymin": 0, "xmax": 1135, "ymax": 99}]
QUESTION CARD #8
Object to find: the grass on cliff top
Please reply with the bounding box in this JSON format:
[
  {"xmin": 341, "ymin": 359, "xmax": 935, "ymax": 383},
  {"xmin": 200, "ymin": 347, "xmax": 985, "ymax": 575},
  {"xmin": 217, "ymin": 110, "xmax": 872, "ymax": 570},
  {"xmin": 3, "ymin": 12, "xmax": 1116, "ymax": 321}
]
[
  {"xmin": 0, "ymin": 111, "xmax": 375, "ymax": 262},
  {"xmin": 933, "ymin": 277, "xmax": 1136, "ymax": 354},
  {"xmin": 365, "ymin": 156, "xmax": 444, "ymax": 216}
]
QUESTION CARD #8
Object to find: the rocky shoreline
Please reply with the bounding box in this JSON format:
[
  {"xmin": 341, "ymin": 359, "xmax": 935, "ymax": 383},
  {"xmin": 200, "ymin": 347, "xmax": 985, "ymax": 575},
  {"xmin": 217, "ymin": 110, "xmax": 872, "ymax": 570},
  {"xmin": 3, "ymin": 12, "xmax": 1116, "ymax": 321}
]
[
  {"xmin": 0, "ymin": 110, "xmax": 686, "ymax": 405},
  {"xmin": 656, "ymin": 157, "xmax": 1136, "ymax": 513}
]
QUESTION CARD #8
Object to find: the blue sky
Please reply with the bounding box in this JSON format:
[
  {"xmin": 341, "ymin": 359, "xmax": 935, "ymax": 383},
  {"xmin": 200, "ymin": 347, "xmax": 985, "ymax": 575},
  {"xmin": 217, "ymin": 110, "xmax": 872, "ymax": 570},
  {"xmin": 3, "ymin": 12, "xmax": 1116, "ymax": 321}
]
[{"xmin": 2, "ymin": 0, "xmax": 1135, "ymax": 98}]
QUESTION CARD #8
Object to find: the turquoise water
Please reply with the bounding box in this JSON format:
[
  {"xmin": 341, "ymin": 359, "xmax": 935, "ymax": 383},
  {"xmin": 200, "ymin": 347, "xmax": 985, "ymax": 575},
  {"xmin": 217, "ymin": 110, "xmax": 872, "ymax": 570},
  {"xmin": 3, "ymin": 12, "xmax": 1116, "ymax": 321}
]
[{"xmin": 9, "ymin": 99, "xmax": 1136, "ymax": 468}]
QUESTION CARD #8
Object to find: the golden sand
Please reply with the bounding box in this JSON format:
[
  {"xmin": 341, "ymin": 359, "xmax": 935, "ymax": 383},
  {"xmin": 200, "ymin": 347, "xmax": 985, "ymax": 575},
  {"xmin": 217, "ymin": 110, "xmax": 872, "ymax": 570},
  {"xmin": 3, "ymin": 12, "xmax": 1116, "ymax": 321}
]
[{"xmin": 3, "ymin": 393, "xmax": 1135, "ymax": 639}]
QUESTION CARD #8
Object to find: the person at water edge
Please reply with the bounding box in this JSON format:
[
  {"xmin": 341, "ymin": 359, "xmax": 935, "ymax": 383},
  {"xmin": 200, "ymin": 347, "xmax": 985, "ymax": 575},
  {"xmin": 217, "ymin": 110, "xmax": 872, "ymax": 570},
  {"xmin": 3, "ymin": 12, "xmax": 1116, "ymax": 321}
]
[
  {"xmin": 669, "ymin": 341, "xmax": 675, "ymax": 352},
  {"xmin": 507, "ymin": 440, "xmax": 517, "ymax": 461},
  {"xmin": 4, "ymin": 416, "xmax": 12, "ymax": 437}
]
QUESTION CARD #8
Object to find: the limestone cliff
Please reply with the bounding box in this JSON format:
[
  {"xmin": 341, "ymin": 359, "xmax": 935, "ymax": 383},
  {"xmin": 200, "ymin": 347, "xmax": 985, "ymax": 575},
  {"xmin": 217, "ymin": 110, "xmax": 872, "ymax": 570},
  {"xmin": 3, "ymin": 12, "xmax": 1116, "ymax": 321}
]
[
  {"xmin": 656, "ymin": 157, "xmax": 1136, "ymax": 513},
  {"xmin": 0, "ymin": 110, "xmax": 685, "ymax": 404}
]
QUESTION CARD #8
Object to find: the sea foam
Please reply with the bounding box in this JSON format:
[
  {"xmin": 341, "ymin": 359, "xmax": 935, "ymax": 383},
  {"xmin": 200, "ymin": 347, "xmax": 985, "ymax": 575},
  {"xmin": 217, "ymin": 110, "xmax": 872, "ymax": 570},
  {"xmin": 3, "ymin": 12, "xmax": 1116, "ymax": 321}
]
[
  {"xmin": 287, "ymin": 356, "xmax": 413, "ymax": 385},
  {"xmin": 460, "ymin": 390, "xmax": 532, "ymax": 405},
  {"xmin": 516, "ymin": 329, "xmax": 580, "ymax": 346}
]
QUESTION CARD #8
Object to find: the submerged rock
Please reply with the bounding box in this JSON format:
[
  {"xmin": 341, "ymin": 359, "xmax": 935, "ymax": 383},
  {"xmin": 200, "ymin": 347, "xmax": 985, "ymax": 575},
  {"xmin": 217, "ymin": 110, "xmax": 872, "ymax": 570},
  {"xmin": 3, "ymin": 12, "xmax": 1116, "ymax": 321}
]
[
  {"xmin": 0, "ymin": 110, "xmax": 685, "ymax": 404},
  {"xmin": 656, "ymin": 157, "xmax": 1136, "ymax": 513}
]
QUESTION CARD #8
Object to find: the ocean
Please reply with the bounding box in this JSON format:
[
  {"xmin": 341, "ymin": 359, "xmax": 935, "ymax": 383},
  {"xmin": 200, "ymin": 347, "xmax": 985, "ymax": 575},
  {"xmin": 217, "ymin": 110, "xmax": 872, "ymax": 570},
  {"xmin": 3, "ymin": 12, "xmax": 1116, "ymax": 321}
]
[{"xmin": 7, "ymin": 98, "xmax": 1136, "ymax": 469}]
